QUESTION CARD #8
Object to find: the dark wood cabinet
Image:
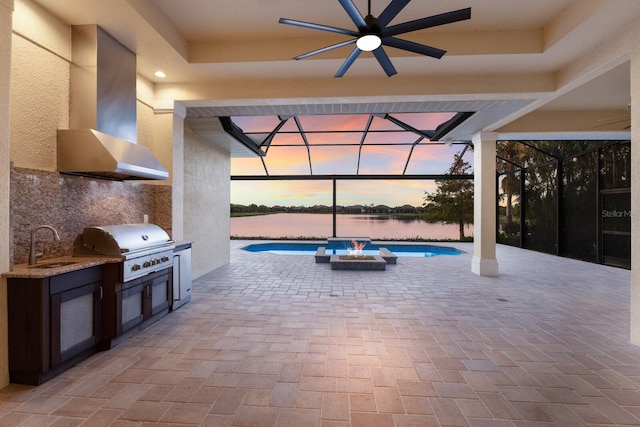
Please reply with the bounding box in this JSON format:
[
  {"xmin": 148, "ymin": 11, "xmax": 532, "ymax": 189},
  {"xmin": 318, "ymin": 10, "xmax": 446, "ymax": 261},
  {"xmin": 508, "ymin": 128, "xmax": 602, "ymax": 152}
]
[
  {"xmin": 8, "ymin": 263, "xmax": 174, "ymax": 384},
  {"xmin": 7, "ymin": 266, "xmax": 103, "ymax": 385},
  {"xmin": 100, "ymin": 265, "xmax": 173, "ymax": 347},
  {"xmin": 118, "ymin": 269, "xmax": 172, "ymax": 335}
]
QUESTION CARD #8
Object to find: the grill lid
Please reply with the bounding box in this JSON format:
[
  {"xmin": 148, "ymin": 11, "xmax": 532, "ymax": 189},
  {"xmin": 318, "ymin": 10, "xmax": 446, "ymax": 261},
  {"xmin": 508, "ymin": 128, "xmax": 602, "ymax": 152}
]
[{"xmin": 74, "ymin": 223, "xmax": 172, "ymax": 256}]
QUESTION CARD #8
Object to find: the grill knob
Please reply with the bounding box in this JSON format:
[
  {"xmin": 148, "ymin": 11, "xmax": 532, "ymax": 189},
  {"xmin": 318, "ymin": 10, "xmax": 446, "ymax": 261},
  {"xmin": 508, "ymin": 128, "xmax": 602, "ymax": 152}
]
[
  {"xmin": 132, "ymin": 264, "xmax": 141, "ymax": 271},
  {"xmin": 161, "ymin": 256, "xmax": 170, "ymax": 262},
  {"xmin": 143, "ymin": 261, "xmax": 152, "ymax": 268}
]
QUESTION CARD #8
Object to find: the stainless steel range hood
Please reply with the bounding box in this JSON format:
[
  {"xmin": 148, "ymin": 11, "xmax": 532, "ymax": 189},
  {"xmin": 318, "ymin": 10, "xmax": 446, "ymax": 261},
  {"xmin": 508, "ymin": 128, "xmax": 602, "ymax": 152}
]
[
  {"xmin": 58, "ymin": 129, "xmax": 169, "ymax": 180},
  {"xmin": 57, "ymin": 25, "xmax": 168, "ymax": 181}
]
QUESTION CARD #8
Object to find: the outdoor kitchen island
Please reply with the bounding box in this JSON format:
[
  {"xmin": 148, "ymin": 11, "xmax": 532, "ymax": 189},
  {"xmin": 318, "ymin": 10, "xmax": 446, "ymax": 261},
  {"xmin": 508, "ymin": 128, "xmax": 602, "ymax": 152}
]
[{"xmin": 3, "ymin": 224, "xmax": 183, "ymax": 385}]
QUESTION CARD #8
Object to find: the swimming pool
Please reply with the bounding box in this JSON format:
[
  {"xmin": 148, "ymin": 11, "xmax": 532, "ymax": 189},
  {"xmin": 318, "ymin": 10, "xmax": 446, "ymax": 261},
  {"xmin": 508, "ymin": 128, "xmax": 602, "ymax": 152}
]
[{"xmin": 241, "ymin": 242, "xmax": 464, "ymax": 257}]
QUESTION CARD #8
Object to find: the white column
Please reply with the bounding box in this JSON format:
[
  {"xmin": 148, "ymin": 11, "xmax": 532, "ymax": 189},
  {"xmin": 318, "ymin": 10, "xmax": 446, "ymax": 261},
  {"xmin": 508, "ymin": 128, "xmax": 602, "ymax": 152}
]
[
  {"xmin": 471, "ymin": 131, "xmax": 499, "ymax": 276},
  {"xmin": 630, "ymin": 33, "xmax": 640, "ymax": 345}
]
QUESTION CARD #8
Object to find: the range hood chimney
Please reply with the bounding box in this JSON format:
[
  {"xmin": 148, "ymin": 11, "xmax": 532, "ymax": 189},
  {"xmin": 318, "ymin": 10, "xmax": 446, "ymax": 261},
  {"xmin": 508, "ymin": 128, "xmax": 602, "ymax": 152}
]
[{"xmin": 57, "ymin": 25, "xmax": 168, "ymax": 180}]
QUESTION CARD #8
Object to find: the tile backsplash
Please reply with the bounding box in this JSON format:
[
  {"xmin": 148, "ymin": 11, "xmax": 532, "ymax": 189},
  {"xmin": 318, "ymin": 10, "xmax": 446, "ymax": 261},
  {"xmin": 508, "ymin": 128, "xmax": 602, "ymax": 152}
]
[{"xmin": 10, "ymin": 165, "xmax": 171, "ymax": 266}]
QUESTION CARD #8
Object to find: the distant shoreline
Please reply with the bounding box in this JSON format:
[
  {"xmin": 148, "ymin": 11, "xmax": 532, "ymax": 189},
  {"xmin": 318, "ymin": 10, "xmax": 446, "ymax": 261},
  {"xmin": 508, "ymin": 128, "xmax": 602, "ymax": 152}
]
[
  {"xmin": 230, "ymin": 212, "xmax": 473, "ymax": 242},
  {"xmin": 231, "ymin": 212, "xmax": 422, "ymax": 218}
]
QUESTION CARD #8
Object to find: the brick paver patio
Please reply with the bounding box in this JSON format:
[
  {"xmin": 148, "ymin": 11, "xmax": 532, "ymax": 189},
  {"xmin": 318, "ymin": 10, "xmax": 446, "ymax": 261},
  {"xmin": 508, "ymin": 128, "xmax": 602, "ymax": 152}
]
[{"xmin": 1, "ymin": 241, "xmax": 639, "ymax": 426}]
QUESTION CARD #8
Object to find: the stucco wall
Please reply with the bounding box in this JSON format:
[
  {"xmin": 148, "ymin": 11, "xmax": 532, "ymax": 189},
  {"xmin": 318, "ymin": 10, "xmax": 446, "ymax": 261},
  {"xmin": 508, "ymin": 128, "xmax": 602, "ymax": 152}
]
[
  {"xmin": 0, "ymin": 0, "xmax": 14, "ymax": 389},
  {"xmin": 184, "ymin": 124, "xmax": 230, "ymax": 279},
  {"xmin": 8, "ymin": 1, "xmax": 172, "ymax": 252},
  {"xmin": 2, "ymin": 0, "xmax": 176, "ymax": 387},
  {"xmin": 171, "ymin": 107, "xmax": 185, "ymax": 242},
  {"xmin": 10, "ymin": 0, "xmax": 70, "ymax": 170},
  {"xmin": 137, "ymin": 77, "xmax": 174, "ymax": 187},
  {"xmin": 137, "ymin": 98, "xmax": 173, "ymax": 237}
]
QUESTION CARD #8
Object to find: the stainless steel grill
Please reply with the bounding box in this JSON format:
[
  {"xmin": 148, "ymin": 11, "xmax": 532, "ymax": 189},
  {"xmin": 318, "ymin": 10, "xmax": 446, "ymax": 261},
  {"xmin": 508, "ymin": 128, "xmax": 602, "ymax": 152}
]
[{"xmin": 73, "ymin": 223, "xmax": 175, "ymax": 281}]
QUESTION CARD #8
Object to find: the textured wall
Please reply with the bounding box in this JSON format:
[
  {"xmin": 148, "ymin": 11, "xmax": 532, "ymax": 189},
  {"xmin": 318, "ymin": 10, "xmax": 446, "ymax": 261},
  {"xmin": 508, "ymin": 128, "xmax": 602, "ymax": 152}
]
[
  {"xmin": 171, "ymin": 106, "xmax": 186, "ymax": 241},
  {"xmin": 138, "ymin": 98, "xmax": 173, "ymax": 184},
  {"xmin": 10, "ymin": 166, "xmax": 171, "ymax": 265},
  {"xmin": 10, "ymin": 0, "xmax": 70, "ymax": 171},
  {"xmin": 0, "ymin": 0, "xmax": 14, "ymax": 390},
  {"xmin": 3, "ymin": 0, "xmax": 176, "ymax": 387},
  {"xmin": 136, "ymin": 93, "xmax": 174, "ymax": 237},
  {"xmin": 184, "ymin": 127, "xmax": 230, "ymax": 279},
  {"xmin": 8, "ymin": 1, "xmax": 173, "ymax": 268}
]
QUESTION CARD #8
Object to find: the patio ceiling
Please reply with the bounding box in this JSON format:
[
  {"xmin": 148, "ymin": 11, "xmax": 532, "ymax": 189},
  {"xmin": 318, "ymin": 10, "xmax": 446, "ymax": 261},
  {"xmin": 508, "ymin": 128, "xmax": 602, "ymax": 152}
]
[{"xmin": 31, "ymin": 0, "xmax": 638, "ymax": 151}]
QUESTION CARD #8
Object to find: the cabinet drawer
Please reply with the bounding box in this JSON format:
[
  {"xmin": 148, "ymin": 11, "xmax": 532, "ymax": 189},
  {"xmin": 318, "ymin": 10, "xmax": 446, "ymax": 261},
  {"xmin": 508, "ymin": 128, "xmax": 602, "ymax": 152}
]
[{"xmin": 50, "ymin": 266, "xmax": 102, "ymax": 294}]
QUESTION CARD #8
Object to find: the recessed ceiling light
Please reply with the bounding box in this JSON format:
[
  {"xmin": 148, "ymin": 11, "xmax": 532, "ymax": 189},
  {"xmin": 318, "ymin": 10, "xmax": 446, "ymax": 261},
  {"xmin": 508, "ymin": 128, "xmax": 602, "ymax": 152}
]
[{"xmin": 154, "ymin": 70, "xmax": 167, "ymax": 78}]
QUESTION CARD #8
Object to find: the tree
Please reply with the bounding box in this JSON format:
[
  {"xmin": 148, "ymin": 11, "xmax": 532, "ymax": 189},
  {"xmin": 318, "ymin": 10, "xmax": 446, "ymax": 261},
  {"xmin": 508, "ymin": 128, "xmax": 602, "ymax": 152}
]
[
  {"xmin": 499, "ymin": 140, "xmax": 522, "ymax": 227},
  {"xmin": 422, "ymin": 157, "xmax": 474, "ymax": 240}
]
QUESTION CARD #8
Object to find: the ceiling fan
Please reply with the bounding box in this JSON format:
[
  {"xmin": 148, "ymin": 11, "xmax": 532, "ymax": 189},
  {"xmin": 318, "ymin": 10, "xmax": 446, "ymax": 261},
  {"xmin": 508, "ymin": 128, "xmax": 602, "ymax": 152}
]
[{"xmin": 279, "ymin": 0, "xmax": 471, "ymax": 78}]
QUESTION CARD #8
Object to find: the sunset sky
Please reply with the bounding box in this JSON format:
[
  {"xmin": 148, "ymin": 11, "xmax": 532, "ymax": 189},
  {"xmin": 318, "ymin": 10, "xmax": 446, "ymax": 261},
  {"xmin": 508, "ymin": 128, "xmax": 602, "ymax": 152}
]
[{"xmin": 230, "ymin": 112, "xmax": 474, "ymax": 207}]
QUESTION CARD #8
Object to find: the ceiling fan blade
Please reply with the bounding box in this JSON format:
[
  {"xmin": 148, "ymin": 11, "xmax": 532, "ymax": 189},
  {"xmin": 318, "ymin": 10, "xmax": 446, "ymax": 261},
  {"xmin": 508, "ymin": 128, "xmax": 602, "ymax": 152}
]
[
  {"xmin": 279, "ymin": 18, "xmax": 360, "ymax": 37},
  {"xmin": 372, "ymin": 47, "xmax": 397, "ymax": 77},
  {"xmin": 383, "ymin": 37, "xmax": 446, "ymax": 58},
  {"xmin": 338, "ymin": 0, "xmax": 368, "ymax": 32},
  {"xmin": 376, "ymin": 0, "xmax": 411, "ymax": 29},
  {"xmin": 382, "ymin": 7, "xmax": 471, "ymax": 37},
  {"xmin": 335, "ymin": 47, "xmax": 362, "ymax": 78},
  {"xmin": 294, "ymin": 39, "xmax": 357, "ymax": 60}
]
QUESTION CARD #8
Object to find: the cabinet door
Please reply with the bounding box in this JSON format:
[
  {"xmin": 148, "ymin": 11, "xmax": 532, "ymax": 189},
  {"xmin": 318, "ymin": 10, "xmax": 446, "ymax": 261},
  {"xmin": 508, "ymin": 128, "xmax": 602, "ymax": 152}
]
[
  {"xmin": 118, "ymin": 269, "xmax": 172, "ymax": 335},
  {"xmin": 148, "ymin": 271, "xmax": 171, "ymax": 316},
  {"xmin": 50, "ymin": 281, "xmax": 103, "ymax": 367},
  {"xmin": 120, "ymin": 282, "xmax": 145, "ymax": 333}
]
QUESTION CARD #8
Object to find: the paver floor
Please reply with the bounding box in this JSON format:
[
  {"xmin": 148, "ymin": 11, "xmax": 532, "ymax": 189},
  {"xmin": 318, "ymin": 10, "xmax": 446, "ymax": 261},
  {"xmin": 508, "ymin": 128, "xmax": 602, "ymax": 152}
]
[{"xmin": 1, "ymin": 241, "xmax": 639, "ymax": 426}]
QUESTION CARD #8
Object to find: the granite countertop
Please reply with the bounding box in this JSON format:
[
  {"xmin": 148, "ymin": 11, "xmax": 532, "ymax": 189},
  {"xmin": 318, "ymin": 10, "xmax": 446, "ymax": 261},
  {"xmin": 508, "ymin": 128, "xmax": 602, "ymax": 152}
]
[{"xmin": 3, "ymin": 255, "xmax": 123, "ymax": 279}]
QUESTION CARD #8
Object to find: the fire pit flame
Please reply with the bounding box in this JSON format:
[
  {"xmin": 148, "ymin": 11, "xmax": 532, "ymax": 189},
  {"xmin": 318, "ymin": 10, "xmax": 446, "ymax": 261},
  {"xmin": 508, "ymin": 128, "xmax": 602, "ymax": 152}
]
[{"xmin": 348, "ymin": 239, "xmax": 366, "ymax": 256}]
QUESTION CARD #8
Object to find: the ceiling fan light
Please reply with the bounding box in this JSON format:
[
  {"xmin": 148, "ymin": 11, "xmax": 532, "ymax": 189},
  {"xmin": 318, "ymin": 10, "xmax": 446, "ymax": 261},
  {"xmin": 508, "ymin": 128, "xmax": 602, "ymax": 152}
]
[{"xmin": 356, "ymin": 34, "xmax": 382, "ymax": 51}]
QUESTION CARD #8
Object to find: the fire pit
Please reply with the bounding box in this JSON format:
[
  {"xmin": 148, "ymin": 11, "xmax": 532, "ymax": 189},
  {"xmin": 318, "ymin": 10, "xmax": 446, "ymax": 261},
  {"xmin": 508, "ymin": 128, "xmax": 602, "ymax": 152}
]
[
  {"xmin": 339, "ymin": 255, "xmax": 375, "ymax": 260},
  {"xmin": 315, "ymin": 238, "xmax": 394, "ymax": 271},
  {"xmin": 329, "ymin": 254, "xmax": 387, "ymax": 270}
]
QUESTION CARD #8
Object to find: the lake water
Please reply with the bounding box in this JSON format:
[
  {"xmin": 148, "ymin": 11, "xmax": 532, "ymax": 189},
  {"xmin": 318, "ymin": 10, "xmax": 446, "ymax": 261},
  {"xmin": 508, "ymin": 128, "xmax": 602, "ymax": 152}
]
[{"xmin": 230, "ymin": 213, "xmax": 473, "ymax": 240}]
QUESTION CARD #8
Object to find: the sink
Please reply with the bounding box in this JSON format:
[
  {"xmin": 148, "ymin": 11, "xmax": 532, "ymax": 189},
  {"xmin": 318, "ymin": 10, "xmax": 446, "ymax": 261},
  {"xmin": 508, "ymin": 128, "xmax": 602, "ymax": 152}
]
[{"xmin": 28, "ymin": 261, "xmax": 78, "ymax": 269}]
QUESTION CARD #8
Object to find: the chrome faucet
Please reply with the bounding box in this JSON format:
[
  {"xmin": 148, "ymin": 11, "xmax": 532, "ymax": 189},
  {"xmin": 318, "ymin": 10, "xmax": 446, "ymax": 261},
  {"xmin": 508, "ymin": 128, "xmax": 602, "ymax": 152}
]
[{"xmin": 29, "ymin": 225, "xmax": 61, "ymax": 265}]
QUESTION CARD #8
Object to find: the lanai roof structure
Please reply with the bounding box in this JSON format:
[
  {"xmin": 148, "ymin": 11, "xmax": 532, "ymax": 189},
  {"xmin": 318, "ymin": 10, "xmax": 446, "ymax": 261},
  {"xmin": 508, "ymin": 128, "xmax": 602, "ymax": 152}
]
[
  {"xmin": 5, "ymin": 0, "xmax": 640, "ymax": 424},
  {"xmin": 7, "ymin": 1, "xmax": 640, "ymax": 310},
  {"xmin": 21, "ymin": 0, "xmax": 640, "ymax": 337}
]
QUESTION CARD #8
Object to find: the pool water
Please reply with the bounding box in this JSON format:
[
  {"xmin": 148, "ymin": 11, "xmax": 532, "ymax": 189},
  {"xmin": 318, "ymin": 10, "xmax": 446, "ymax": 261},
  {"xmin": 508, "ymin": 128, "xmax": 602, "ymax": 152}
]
[{"xmin": 241, "ymin": 242, "xmax": 464, "ymax": 257}]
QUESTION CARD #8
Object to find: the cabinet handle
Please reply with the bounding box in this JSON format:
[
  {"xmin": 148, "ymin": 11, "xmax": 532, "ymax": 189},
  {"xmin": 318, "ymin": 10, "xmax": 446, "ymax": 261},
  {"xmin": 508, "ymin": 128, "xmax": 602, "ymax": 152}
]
[{"xmin": 99, "ymin": 285, "xmax": 103, "ymax": 301}]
